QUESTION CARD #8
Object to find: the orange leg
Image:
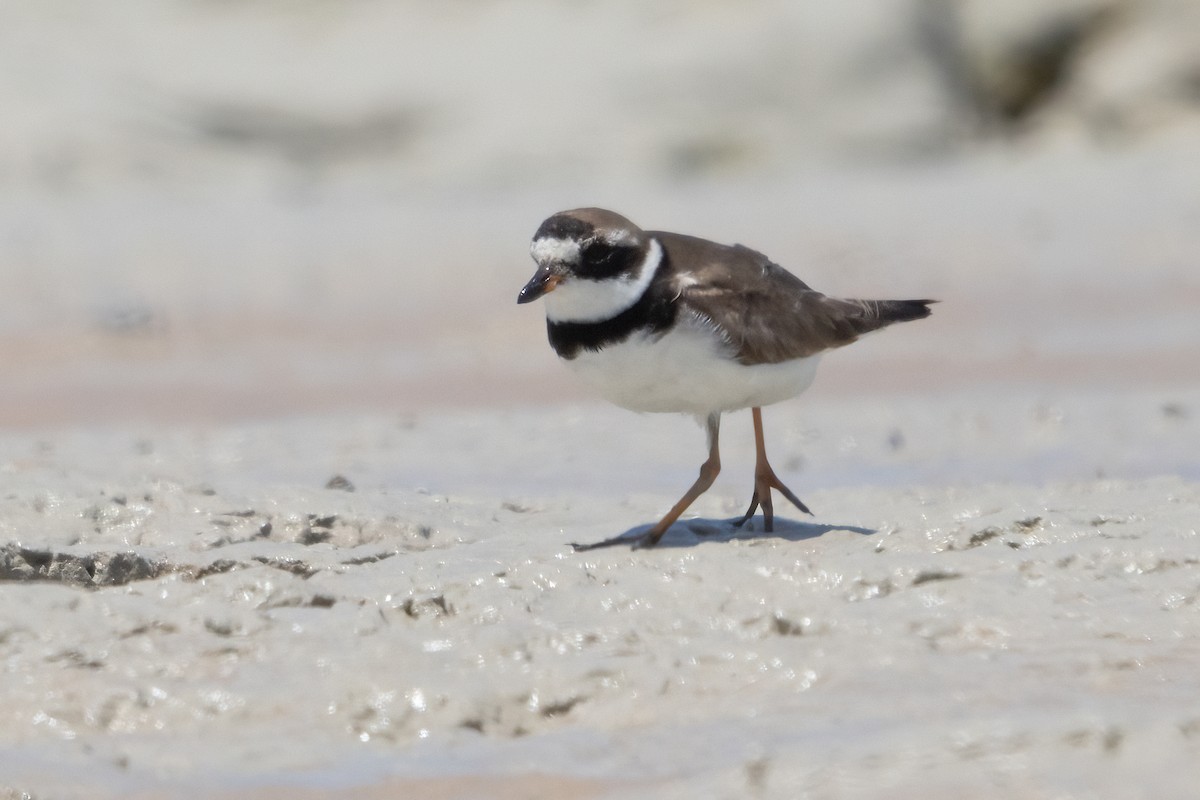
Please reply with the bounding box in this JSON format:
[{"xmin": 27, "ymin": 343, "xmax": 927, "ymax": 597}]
[
  {"xmin": 635, "ymin": 412, "xmax": 722, "ymax": 548},
  {"xmin": 734, "ymin": 407, "xmax": 811, "ymax": 531},
  {"xmin": 572, "ymin": 413, "xmax": 721, "ymax": 551}
]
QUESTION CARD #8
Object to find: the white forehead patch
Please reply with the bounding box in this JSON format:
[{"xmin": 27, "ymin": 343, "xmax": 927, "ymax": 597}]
[
  {"xmin": 530, "ymin": 237, "xmax": 581, "ymax": 266},
  {"xmin": 545, "ymin": 237, "xmax": 663, "ymax": 324}
]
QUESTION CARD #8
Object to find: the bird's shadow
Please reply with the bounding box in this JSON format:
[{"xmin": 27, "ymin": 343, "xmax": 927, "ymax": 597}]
[{"xmin": 569, "ymin": 516, "xmax": 876, "ymax": 552}]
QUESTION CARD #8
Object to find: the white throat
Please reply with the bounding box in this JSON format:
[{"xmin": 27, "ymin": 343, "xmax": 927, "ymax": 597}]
[{"xmin": 545, "ymin": 238, "xmax": 663, "ymax": 323}]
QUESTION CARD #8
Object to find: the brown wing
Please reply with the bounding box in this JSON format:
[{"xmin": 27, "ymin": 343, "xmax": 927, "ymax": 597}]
[{"xmin": 654, "ymin": 231, "xmax": 934, "ymax": 366}]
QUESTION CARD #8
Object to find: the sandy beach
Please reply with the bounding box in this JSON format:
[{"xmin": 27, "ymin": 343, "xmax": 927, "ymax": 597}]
[
  {"xmin": 2, "ymin": 439, "xmax": 1200, "ymax": 799},
  {"xmin": 3, "ymin": 1, "xmax": 1200, "ymax": 797},
  {"xmin": 2, "ymin": 387, "xmax": 1198, "ymax": 798}
]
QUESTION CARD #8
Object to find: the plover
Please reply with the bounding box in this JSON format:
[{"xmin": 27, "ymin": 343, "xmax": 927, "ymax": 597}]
[{"xmin": 518, "ymin": 208, "xmax": 934, "ymax": 549}]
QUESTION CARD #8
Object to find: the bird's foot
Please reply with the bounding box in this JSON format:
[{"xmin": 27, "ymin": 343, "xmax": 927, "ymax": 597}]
[
  {"xmin": 734, "ymin": 466, "xmax": 812, "ymax": 532},
  {"xmin": 569, "ymin": 534, "xmax": 632, "ymax": 552},
  {"xmin": 569, "ymin": 525, "xmax": 668, "ymax": 552}
]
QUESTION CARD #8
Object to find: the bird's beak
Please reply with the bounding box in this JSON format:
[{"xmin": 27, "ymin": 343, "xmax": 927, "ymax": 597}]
[{"xmin": 517, "ymin": 265, "xmax": 563, "ymax": 304}]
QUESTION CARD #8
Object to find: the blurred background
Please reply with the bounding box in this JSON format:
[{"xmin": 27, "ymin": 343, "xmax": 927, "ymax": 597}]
[{"xmin": 2, "ymin": 0, "xmax": 1198, "ymax": 427}]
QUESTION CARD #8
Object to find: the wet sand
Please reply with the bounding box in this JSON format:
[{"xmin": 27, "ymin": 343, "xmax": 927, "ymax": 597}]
[{"xmin": 2, "ymin": 383, "xmax": 1199, "ymax": 798}]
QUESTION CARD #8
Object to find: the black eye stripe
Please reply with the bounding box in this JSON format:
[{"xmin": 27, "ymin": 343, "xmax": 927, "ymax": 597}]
[
  {"xmin": 576, "ymin": 241, "xmax": 637, "ymax": 278},
  {"xmin": 583, "ymin": 242, "xmax": 616, "ymax": 263}
]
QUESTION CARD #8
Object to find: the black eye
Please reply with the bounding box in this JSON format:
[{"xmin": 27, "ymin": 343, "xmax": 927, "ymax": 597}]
[{"xmin": 582, "ymin": 242, "xmax": 617, "ymax": 266}]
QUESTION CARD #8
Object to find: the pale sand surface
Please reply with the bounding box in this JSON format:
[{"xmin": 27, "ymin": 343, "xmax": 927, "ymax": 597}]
[{"xmin": 1, "ymin": 386, "xmax": 1198, "ymax": 798}]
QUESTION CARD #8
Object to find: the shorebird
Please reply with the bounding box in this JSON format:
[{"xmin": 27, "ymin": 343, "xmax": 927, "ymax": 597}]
[{"xmin": 518, "ymin": 208, "xmax": 934, "ymax": 549}]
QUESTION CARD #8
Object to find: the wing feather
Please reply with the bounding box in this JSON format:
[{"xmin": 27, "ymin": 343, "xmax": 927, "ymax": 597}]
[{"xmin": 653, "ymin": 232, "xmax": 933, "ymax": 366}]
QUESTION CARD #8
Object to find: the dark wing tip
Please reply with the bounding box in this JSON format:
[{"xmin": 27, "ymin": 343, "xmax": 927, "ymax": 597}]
[{"xmin": 878, "ymin": 298, "xmax": 936, "ymax": 323}]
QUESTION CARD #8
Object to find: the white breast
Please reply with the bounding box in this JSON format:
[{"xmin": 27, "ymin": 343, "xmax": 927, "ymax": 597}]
[{"xmin": 564, "ymin": 313, "xmax": 820, "ymax": 416}]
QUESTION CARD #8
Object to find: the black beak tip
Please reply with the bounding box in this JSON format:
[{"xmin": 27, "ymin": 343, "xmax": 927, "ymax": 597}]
[{"xmin": 517, "ymin": 270, "xmax": 553, "ymax": 305}]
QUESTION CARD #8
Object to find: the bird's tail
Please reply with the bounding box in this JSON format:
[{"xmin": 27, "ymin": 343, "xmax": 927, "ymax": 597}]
[
  {"xmin": 817, "ymin": 297, "xmax": 937, "ymax": 344},
  {"xmin": 865, "ymin": 298, "xmax": 936, "ymax": 325}
]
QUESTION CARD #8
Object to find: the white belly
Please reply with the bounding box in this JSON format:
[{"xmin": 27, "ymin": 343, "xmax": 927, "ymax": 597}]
[{"xmin": 564, "ymin": 317, "xmax": 820, "ymax": 416}]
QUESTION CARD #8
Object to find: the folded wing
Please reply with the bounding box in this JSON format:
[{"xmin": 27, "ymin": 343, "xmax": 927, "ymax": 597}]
[{"xmin": 660, "ymin": 233, "xmax": 934, "ymax": 366}]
